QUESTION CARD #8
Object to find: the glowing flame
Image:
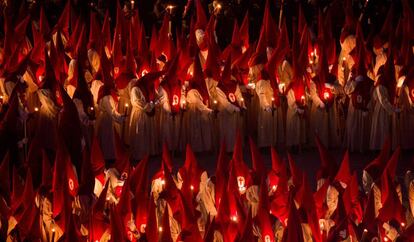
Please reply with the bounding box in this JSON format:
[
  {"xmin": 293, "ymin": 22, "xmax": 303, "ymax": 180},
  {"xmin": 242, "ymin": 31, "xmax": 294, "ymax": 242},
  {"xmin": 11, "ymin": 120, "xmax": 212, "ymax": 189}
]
[
  {"xmin": 125, "ymin": 103, "xmax": 129, "ymax": 108},
  {"xmin": 158, "ymin": 226, "xmax": 163, "ymax": 232},
  {"xmin": 161, "ymin": 179, "xmax": 165, "ymax": 185},
  {"xmin": 401, "ymin": 222, "xmax": 406, "ymax": 227},
  {"xmin": 324, "ymin": 91, "xmax": 330, "ymax": 100},
  {"xmin": 363, "ymin": 229, "xmax": 368, "ymax": 233},
  {"xmin": 190, "ymin": 185, "xmax": 194, "ymax": 191},
  {"xmin": 34, "ymin": 107, "xmax": 39, "ymax": 112},
  {"xmin": 90, "ymin": 106, "xmax": 94, "ymax": 111},
  {"xmin": 213, "ymin": 100, "xmax": 218, "ymax": 104},
  {"xmin": 231, "ymin": 215, "xmax": 238, "ymax": 222},
  {"xmin": 141, "ymin": 69, "xmax": 148, "ymax": 77},
  {"xmin": 272, "ymin": 185, "xmax": 277, "ymax": 191}
]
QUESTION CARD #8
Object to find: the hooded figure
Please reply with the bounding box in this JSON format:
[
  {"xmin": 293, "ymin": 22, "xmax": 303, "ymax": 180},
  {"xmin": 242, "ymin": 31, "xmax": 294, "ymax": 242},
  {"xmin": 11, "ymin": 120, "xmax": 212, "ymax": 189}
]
[
  {"xmin": 129, "ymin": 70, "xmax": 163, "ymax": 160},
  {"xmin": 344, "ymin": 23, "xmax": 374, "ymax": 152},
  {"xmin": 185, "ymin": 54, "xmax": 213, "ymax": 152},
  {"xmin": 369, "ymin": 52, "xmax": 400, "ymax": 150},
  {"xmin": 95, "ymin": 52, "xmax": 124, "ymax": 165},
  {"xmin": 215, "ymin": 56, "xmax": 244, "ymax": 152}
]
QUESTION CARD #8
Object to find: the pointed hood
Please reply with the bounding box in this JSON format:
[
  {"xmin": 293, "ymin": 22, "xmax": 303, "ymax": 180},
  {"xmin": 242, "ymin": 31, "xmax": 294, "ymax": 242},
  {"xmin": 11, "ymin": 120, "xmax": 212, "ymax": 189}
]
[
  {"xmin": 179, "ymin": 144, "xmax": 203, "ymax": 194},
  {"xmin": 315, "ymin": 135, "xmax": 338, "ymax": 181},
  {"xmin": 218, "ymin": 55, "xmax": 238, "ymax": 104},
  {"xmin": 364, "ymin": 138, "xmax": 391, "ymax": 181},
  {"xmin": 240, "ymin": 11, "xmax": 250, "ymax": 50},
  {"xmin": 195, "ymin": 0, "xmax": 208, "ymax": 30},
  {"xmin": 340, "ymin": 0, "xmax": 356, "ymax": 43},
  {"xmin": 282, "ymin": 196, "xmax": 305, "ymax": 242},
  {"xmin": 249, "ymin": 137, "xmax": 266, "ymax": 181},
  {"xmin": 88, "ymin": 12, "xmax": 102, "ymax": 51},
  {"xmin": 334, "ymin": 151, "xmax": 351, "ymax": 186},
  {"xmin": 189, "ymin": 51, "xmax": 209, "ymax": 104},
  {"xmin": 53, "ymin": 0, "xmax": 70, "ymax": 40},
  {"xmin": 287, "ymin": 153, "xmax": 303, "ymax": 188}
]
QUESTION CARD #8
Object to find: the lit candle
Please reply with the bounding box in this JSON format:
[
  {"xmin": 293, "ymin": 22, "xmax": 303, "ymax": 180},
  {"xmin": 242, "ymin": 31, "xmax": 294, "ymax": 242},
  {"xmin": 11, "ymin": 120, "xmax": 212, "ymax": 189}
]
[
  {"xmin": 161, "ymin": 179, "xmax": 165, "ymax": 186},
  {"xmin": 130, "ymin": 0, "xmax": 134, "ymax": 9},
  {"xmin": 190, "ymin": 185, "xmax": 194, "ymax": 191},
  {"xmin": 124, "ymin": 103, "xmax": 129, "ymax": 116},
  {"xmin": 323, "ymin": 91, "xmax": 330, "ymax": 101},
  {"xmin": 158, "ymin": 226, "xmax": 163, "ymax": 232},
  {"xmin": 272, "ymin": 185, "xmax": 277, "ymax": 192},
  {"xmin": 90, "ymin": 106, "xmax": 94, "ymax": 111},
  {"xmin": 51, "ymin": 227, "xmax": 56, "ymax": 242},
  {"xmin": 231, "ymin": 215, "xmax": 238, "ymax": 222},
  {"xmin": 301, "ymin": 95, "xmax": 305, "ymax": 105},
  {"xmin": 342, "ymin": 57, "xmax": 346, "ymax": 62},
  {"xmin": 34, "ymin": 107, "xmax": 39, "ymax": 112}
]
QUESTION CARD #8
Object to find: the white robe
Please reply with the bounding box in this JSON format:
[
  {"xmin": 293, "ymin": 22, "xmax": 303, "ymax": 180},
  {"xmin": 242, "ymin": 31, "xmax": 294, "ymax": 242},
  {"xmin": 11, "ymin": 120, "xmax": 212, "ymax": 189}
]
[
  {"xmin": 369, "ymin": 85, "xmax": 395, "ymax": 150},
  {"xmin": 96, "ymin": 95, "xmax": 123, "ymax": 160},
  {"xmin": 285, "ymin": 89, "xmax": 307, "ymax": 147},
  {"xmin": 185, "ymin": 89, "xmax": 213, "ymax": 152},
  {"xmin": 255, "ymin": 79, "xmax": 283, "ymax": 147},
  {"xmin": 129, "ymin": 86, "xmax": 158, "ymax": 160}
]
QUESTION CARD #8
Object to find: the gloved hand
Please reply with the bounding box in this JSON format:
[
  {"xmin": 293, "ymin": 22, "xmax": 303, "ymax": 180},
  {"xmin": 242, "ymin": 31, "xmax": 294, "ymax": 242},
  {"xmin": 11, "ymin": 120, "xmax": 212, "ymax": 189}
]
[
  {"xmin": 296, "ymin": 108, "xmax": 304, "ymax": 115},
  {"xmin": 319, "ymin": 102, "xmax": 326, "ymax": 109}
]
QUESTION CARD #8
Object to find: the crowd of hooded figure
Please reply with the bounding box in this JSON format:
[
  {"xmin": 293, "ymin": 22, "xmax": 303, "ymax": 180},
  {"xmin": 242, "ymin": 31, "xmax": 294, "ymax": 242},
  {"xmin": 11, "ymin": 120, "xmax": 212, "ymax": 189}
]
[{"xmin": 1, "ymin": 0, "xmax": 414, "ymax": 241}]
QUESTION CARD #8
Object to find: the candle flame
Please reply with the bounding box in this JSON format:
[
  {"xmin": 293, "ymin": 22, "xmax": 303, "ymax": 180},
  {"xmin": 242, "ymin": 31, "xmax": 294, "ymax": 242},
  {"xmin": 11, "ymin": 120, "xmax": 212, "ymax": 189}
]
[
  {"xmin": 401, "ymin": 222, "xmax": 406, "ymax": 227},
  {"xmin": 161, "ymin": 179, "xmax": 165, "ymax": 185},
  {"xmin": 158, "ymin": 226, "xmax": 163, "ymax": 232},
  {"xmin": 125, "ymin": 103, "xmax": 129, "ymax": 108},
  {"xmin": 34, "ymin": 107, "xmax": 39, "ymax": 112},
  {"xmin": 213, "ymin": 100, "xmax": 218, "ymax": 104},
  {"xmin": 324, "ymin": 92, "xmax": 330, "ymax": 100},
  {"xmin": 190, "ymin": 185, "xmax": 194, "ymax": 190},
  {"xmin": 231, "ymin": 215, "xmax": 238, "ymax": 222}
]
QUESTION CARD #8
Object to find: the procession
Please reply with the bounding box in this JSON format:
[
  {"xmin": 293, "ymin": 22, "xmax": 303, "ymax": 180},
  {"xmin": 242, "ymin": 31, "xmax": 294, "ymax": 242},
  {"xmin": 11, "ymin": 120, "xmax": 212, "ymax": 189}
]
[{"xmin": 1, "ymin": 0, "xmax": 414, "ymax": 241}]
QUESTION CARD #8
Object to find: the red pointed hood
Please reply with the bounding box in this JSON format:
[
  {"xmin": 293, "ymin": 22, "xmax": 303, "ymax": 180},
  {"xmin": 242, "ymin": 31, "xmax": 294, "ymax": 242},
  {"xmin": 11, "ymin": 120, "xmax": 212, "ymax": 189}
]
[
  {"xmin": 161, "ymin": 54, "xmax": 183, "ymax": 115},
  {"xmin": 159, "ymin": 205, "xmax": 174, "ymax": 242},
  {"xmin": 146, "ymin": 194, "xmax": 159, "ymax": 242},
  {"xmin": 364, "ymin": 138, "xmax": 391, "ymax": 181},
  {"xmin": 334, "ymin": 151, "xmax": 351, "ymax": 186},
  {"xmin": 53, "ymin": 0, "xmax": 70, "ymax": 40},
  {"xmin": 90, "ymin": 180, "xmax": 109, "ymax": 242},
  {"xmin": 232, "ymin": 43, "xmax": 255, "ymax": 85},
  {"xmin": 383, "ymin": 146, "xmax": 400, "ymax": 179},
  {"xmin": 340, "ymin": 0, "xmax": 356, "ymax": 43},
  {"xmin": 256, "ymin": 178, "xmax": 274, "ymax": 241},
  {"xmin": 315, "ymin": 135, "xmax": 338, "ymax": 181},
  {"xmin": 342, "ymin": 172, "xmax": 363, "ymax": 224},
  {"xmin": 189, "ymin": 51, "xmax": 209, "ymax": 104},
  {"xmin": 250, "ymin": 25, "xmax": 267, "ymax": 67},
  {"xmin": 195, "ymin": 0, "xmax": 208, "ymax": 30},
  {"xmin": 249, "ymin": 137, "xmax": 266, "ymax": 180},
  {"xmin": 39, "ymin": 6, "xmax": 50, "ymax": 40},
  {"xmin": 157, "ymin": 14, "xmax": 176, "ymax": 62},
  {"xmin": 102, "ymin": 10, "xmax": 112, "ymax": 58},
  {"xmin": 215, "ymin": 141, "xmax": 230, "ymax": 208},
  {"xmin": 287, "ymin": 153, "xmax": 303, "ymax": 188},
  {"xmin": 282, "ymin": 196, "xmax": 305, "ymax": 242},
  {"xmin": 110, "ymin": 204, "xmax": 126, "ymax": 242},
  {"xmin": 240, "ymin": 11, "xmax": 250, "ymax": 50},
  {"xmin": 204, "ymin": 29, "xmax": 221, "ymax": 80},
  {"xmin": 149, "ymin": 25, "xmax": 159, "ymax": 54},
  {"xmin": 88, "ymin": 12, "xmax": 102, "ymax": 51},
  {"xmin": 162, "ymin": 142, "xmax": 174, "ymax": 172},
  {"xmin": 377, "ymin": 174, "xmax": 406, "ymax": 225},
  {"xmin": 374, "ymin": 3, "xmax": 395, "ymax": 49},
  {"xmin": 130, "ymin": 156, "xmax": 150, "ymax": 230},
  {"xmin": 218, "ymin": 55, "xmax": 238, "ymax": 103},
  {"xmin": 297, "ymin": 4, "xmax": 307, "ymax": 36},
  {"xmin": 179, "ymin": 144, "xmax": 203, "ymax": 194}
]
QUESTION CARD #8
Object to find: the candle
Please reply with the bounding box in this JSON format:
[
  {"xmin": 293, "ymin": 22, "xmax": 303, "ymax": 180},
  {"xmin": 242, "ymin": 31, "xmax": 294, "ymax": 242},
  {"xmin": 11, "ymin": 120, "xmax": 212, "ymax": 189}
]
[
  {"xmin": 272, "ymin": 185, "xmax": 277, "ymax": 192},
  {"xmin": 130, "ymin": 0, "xmax": 134, "ymax": 9},
  {"xmin": 34, "ymin": 107, "xmax": 39, "ymax": 112},
  {"xmin": 51, "ymin": 227, "xmax": 56, "ymax": 242},
  {"xmin": 90, "ymin": 106, "xmax": 94, "ymax": 111},
  {"xmin": 231, "ymin": 215, "xmax": 238, "ymax": 222},
  {"xmin": 190, "ymin": 185, "xmax": 194, "ymax": 191},
  {"xmin": 124, "ymin": 103, "xmax": 129, "ymax": 116},
  {"xmin": 158, "ymin": 226, "xmax": 163, "ymax": 232},
  {"xmin": 301, "ymin": 95, "xmax": 305, "ymax": 105}
]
